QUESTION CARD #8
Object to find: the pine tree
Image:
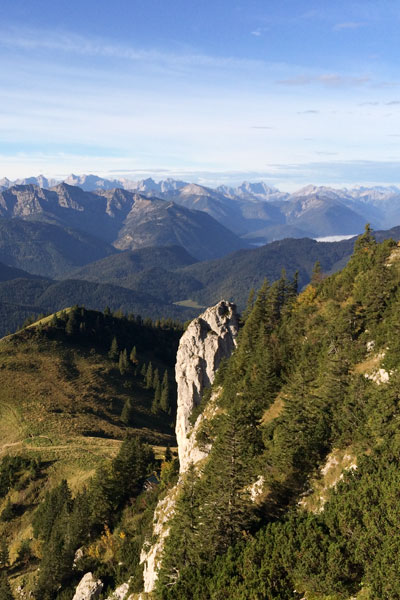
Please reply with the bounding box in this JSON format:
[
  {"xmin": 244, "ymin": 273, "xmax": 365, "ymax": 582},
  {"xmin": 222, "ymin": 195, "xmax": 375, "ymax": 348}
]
[
  {"xmin": 119, "ymin": 349, "xmax": 129, "ymax": 375},
  {"xmin": 145, "ymin": 362, "xmax": 153, "ymax": 389},
  {"xmin": 160, "ymin": 370, "xmax": 170, "ymax": 413},
  {"xmin": 121, "ymin": 398, "xmax": 134, "ymax": 425},
  {"xmin": 152, "ymin": 381, "xmax": 161, "ymax": 414},
  {"xmin": 108, "ymin": 336, "xmax": 119, "ymax": 361},
  {"xmin": 311, "ymin": 260, "xmax": 323, "ymax": 286},
  {"xmin": 165, "ymin": 445, "xmax": 173, "ymax": 462},
  {"xmin": 157, "ymin": 464, "xmax": 201, "ymax": 590},
  {"xmin": 130, "ymin": 346, "xmax": 138, "ymax": 365},
  {"xmin": 199, "ymin": 412, "xmax": 253, "ymax": 558},
  {"xmin": 65, "ymin": 307, "xmax": 79, "ymax": 336},
  {"xmin": 152, "ymin": 368, "xmax": 160, "ymax": 390},
  {"xmin": 140, "ymin": 362, "xmax": 147, "ymax": 378}
]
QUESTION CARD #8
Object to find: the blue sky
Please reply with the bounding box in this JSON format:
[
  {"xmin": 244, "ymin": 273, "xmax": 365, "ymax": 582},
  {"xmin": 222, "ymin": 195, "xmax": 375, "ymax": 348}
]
[{"xmin": 1, "ymin": 0, "xmax": 400, "ymax": 189}]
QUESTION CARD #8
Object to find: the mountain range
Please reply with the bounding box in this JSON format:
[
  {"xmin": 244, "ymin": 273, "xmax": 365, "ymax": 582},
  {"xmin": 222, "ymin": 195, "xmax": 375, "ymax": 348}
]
[{"xmin": 3, "ymin": 175, "xmax": 400, "ymax": 243}]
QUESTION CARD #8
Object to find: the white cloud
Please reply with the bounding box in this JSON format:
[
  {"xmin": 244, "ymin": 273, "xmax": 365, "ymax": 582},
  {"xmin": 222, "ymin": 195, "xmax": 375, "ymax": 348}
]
[
  {"xmin": 333, "ymin": 22, "xmax": 366, "ymax": 31},
  {"xmin": 0, "ymin": 27, "xmax": 264, "ymax": 72},
  {"xmin": 278, "ymin": 74, "xmax": 371, "ymax": 87}
]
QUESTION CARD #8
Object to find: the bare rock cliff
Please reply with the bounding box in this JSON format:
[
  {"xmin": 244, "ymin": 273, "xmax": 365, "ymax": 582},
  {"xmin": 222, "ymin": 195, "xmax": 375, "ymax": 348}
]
[
  {"xmin": 140, "ymin": 300, "xmax": 238, "ymax": 594},
  {"xmin": 175, "ymin": 300, "xmax": 238, "ymax": 473}
]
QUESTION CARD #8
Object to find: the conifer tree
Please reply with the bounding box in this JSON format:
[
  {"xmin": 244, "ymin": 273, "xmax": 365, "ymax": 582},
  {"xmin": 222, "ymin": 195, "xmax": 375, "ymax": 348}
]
[
  {"xmin": 160, "ymin": 370, "xmax": 170, "ymax": 413},
  {"xmin": 311, "ymin": 260, "xmax": 323, "ymax": 286},
  {"xmin": 165, "ymin": 445, "xmax": 173, "ymax": 462},
  {"xmin": 108, "ymin": 336, "xmax": 119, "ymax": 361},
  {"xmin": 152, "ymin": 368, "xmax": 160, "ymax": 390},
  {"xmin": 119, "ymin": 349, "xmax": 129, "ymax": 375},
  {"xmin": 130, "ymin": 346, "xmax": 138, "ymax": 365},
  {"xmin": 121, "ymin": 398, "xmax": 134, "ymax": 425},
  {"xmin": 152, "ymin": 381, "xmax": 161, "ymax": 414},
  {"xmin": 65, "ymin": 307, "xmax": 79, "ymax": 336},
  {"xmin": 157, "ymin": 464, "xmax": 201, "ymax": 591},
  {"xmin": 140, "ymin": 362, "xmax": 147, "ymax": 378},
  {"xmin": 145, "ymin": 362, "xmax": 153, "ymax": 389}
]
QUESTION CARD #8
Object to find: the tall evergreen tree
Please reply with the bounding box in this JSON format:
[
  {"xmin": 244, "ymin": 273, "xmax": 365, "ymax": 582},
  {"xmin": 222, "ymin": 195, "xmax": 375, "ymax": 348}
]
[
  {"xmin": 152, "ymin": 382, "xmax": 162, "ymax": 414},
  {"xmin": 146, "ymin": 362, "xmax": 154, "ymax": 389},
  {"xmin": 130, "ymin": 346, "xmax": 138, "ymax": 365},
  {"xmin": 119, "ymin": 349, "xmax": 130, "ymax": 375},
  {"xmin": 121, "ymin": 398, "xmax": 134, "ymax": 425},
  {"xmin": 160, "ymin": 370, "xmax": 170, "ymax": 413},
  {"xmin": 108, "ymin": 336, "xmax": 119, "ymax": 361}
]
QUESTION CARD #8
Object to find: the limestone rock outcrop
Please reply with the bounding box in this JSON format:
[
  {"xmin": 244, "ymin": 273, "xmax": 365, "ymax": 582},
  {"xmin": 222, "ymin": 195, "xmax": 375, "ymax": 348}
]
[
  {"xmin": 105, "ymin": 582, "xmax": 130, "ymax": 599},
  {"xmin": 72, "ymin": 573, "xmax": 103, "ymax": 600},
  {"xmin": 175, "ymin": 300, "xmax": 238, "ymax": 473},
  {"xmin": 140, "ymin": 301, "xmax": 238, "ymax": 594}
]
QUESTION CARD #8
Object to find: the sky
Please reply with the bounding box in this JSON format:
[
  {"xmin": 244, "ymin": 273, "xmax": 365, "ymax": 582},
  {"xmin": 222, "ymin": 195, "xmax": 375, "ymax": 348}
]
[{"xmin": 0, "ymin": 0, "xmax": 400, "ymax": 190}]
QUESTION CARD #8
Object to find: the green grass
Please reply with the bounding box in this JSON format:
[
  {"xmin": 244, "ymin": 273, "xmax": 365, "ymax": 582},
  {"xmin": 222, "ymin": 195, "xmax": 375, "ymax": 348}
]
[
  {"xmin": 0, "ymin": 314, "xmax": 179, "ymax": 589},
  {"xmin": 173, "ymin": 298, "xmax": 205, "ymax": 309}
]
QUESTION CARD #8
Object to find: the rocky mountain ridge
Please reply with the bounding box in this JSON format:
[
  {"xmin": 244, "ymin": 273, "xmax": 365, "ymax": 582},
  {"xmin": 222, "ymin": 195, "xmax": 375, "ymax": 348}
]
[
  {"xmin": 0, "ymin": 184, "xmax": 247, "ymax": 261},
  {"xmin": 4, "ymin": 175, "xmax": 400, "ymax": 241},
  {"xmin": 139, "ymin": 300, "xmax": 239, "ymax": 595}
]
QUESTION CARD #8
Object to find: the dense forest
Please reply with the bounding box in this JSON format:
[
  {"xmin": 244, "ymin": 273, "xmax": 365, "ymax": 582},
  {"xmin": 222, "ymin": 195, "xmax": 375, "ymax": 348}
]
[
  {"xmin": 1, "ymin": 227, "xmax": 400, "ymax": 598},
  {"xmin": 155, "ymin": 227, "xmax": 400, "ymax": 600}
]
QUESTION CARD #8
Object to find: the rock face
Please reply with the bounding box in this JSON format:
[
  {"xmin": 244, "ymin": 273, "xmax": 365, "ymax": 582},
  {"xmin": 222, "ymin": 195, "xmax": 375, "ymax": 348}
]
[
  {"xmin": 72, "ymin": 573, "xmax": 103, "ymax": 600},
  {"xmin": 175, "ymin": 300, "xmax": 239, "ymax": 473},
  {"xmin": 105, "ymin": 582, "xmax": 130, "ymax": 599},
  {"xmin": 140, "ymin": 301, "xmax": 239, "ymax": 593}
]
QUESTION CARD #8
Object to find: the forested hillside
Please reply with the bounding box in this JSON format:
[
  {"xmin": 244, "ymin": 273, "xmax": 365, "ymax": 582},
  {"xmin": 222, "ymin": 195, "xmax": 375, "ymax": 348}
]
[
  {"xmin": 2, "ymin": 228, "xmax": 400, "ymax": 599},
  {"xmin": 0, "ymin": 309, "xmax": 181, "ymax": 598},
  {"xmin": 155, "ymin": 227, "xmax": 400, "ymax": 600}
]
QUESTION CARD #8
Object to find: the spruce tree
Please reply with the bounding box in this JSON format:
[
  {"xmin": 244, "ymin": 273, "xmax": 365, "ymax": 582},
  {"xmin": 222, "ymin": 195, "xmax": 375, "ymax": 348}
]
[
  {"xmin": 130, "ymin": 346, "xmax": 138, "ymax": 365},
  {"xmin": 65, "ymin": 307, "xmax": 79, "ymax": 336},
  {"xmin": 165, "ymin": 445, "xmax": 173, "ymax": 462},
  {"xmin": 121, "ymin": 399, "xmax": 134, "ymax": 425},
  {"xmin": 145, "ymin": 362, "xmax": 153, "ymax": 389},
  {"xmin": 152, "ymin": 368, "xmax": 160, "ymax": 390},
  {"xmin": 108, "ymin": 336, "xmax": 119, "ymax": 361},
  {"xmin": 160, "ymin": 370, "xmax": 170, "ymax": 413},
  {"xmin": 151, "ymin": 381, "xmax": 161, "ymax": 414},
  {"xmin": 157, "ymin": 464, "xmax": 201, "ymax": 591},
  {"xmin": 119, "ymin": 349, "xmax": 129, "ymax": 375}
]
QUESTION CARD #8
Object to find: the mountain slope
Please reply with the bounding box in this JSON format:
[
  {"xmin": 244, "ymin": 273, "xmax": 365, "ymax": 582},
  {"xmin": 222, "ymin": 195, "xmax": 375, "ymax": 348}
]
[
  {"xmin": 0, "ymin": 184, "xmax": 247, "ymax": 261},
  {"xmin": 152, "ymin": 228, "xmax": 400, "ymax": 600},
  {"xmin": 0, "ymin": 307, "xmax": 181, "ymax": 594},
  {"xmin": 114, "ymin": 197, "xmax": 247, "ymax": 259},
  {"xmin": 0, "ymin": 217, "xmax": 116, "ymax": 277}
]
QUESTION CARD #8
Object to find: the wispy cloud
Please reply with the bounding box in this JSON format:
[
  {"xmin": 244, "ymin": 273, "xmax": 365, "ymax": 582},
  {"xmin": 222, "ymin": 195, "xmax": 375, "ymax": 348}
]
[
  {"xmin": 298, "ymin": 110, "xmax": 319, "ymax": 114},
  {"xmin": 251, "ymin": 126, "xmax": 274, "ymax": 129},
  {"xmin": 277, "ymin": 74, "xmax": 371, "ymax": 87},
  {"xmin": 333, "ymin": 22, "xmax": 366, "ymax": 31},
  {"xmin": 359, "ymin": 100, "xmax": 400, "ymax": 106},
  {"xmin": 0, "ymin": 27, "xmax": 264, "ymax": 72}
]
